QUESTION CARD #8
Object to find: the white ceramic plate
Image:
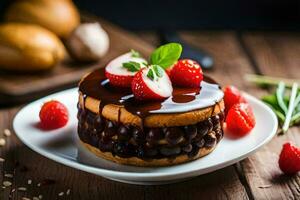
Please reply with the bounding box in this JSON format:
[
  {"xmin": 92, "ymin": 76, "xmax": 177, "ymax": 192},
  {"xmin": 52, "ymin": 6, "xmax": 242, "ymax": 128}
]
[{"xmin": 13, "ymin": 88, "xmax": 278, "ymax": 185}]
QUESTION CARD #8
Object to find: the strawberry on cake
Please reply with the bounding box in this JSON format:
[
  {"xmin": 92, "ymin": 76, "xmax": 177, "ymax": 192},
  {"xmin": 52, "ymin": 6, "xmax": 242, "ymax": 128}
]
[{"xmin": 77, "ymin": 43, "xmax": 225, "ymax": 166}]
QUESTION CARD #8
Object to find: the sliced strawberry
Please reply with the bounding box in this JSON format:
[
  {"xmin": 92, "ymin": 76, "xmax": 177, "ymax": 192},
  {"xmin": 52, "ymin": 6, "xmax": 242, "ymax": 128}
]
[
  {"xmin": 226, "ymin": 103, "xmax": 256, "ymax": 137},
  {"xmin": 224, "ymin": 85, "xmax": 247, "ymax": 115},
  {"xmin": 105, "ymin": 52, "xmax": 147, "ymax": 87},
  {"xmin": 170, "ymin": 59, "xmax": 203, "ymax": 88},
  {"xmin": 279, "ymin": 142, "xmax": 300, "ymax": 174},
  {"xmin": 131, "ymin": 66, "xmax": 173, "ymax": 100}
]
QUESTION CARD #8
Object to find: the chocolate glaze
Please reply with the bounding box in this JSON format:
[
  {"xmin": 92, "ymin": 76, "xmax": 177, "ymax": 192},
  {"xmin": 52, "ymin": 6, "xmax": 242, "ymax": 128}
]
[{"xmin": 79, "ymin": 69, "xmax": 224, "ymax": 118}]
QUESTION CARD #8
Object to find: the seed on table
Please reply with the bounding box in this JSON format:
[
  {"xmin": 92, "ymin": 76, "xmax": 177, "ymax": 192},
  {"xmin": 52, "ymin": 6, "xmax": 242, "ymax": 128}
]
[
  {"xmin": 3, "ymin": 181, "xmax": 12, "ymax": 187},
  {"xmin": 27, "ymin": 179, "xmax": 32, "ymax": 184},
  {"xmin": 58, "ymin": 192, "xmax": 64, "ymax": 196},
  {"xmin": 66, "ymin": 189, "xmax": 71, "ymax": 195},
  {"xmin": 4, "ymin": 173, "xmax": 13, "ymax": 178},
  {"xmin": 0, "ymin": 138, "xmax": 6, "ymax": 146},
  {"xmin": 18, "ymin": 187, "xmax": 27, "ymax": 191},
  {"xmin": 37, "ymin": 183, "xmax": 41, "ymax": 187},
  {"xmin": 0, "ymin": 157, "xmax": 4, "ymax": 162},
  {"xmin": 4, "ymin": 129, "xmax": 11, "ymax": 137},
  {"xmin": 38, "ymin": 195, "xmax": 43, "ymax": 199}
]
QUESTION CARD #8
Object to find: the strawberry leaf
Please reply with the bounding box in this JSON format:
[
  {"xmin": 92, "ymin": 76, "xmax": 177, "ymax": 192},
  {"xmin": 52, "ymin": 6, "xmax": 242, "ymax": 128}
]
[
  {"xmin": 147, "ymin": 65, "xmax": 164, "ymax": 80},
  {"xmin": 122, "ymin": 61, "xmax": 141, "ymax": 72},
  {"xmin": 150, "ymin": 43, "xmax": 182, "ymax": 69},
  {"xmin": 131, "ymin": 49, "xmax": 141, "ymax": 58}
]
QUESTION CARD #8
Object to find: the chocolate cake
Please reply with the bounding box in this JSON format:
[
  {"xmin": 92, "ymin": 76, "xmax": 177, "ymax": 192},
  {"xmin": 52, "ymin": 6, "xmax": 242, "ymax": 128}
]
[{"xmin": 77, "ymin": 68, "xmax": 224, "ymax": 166}]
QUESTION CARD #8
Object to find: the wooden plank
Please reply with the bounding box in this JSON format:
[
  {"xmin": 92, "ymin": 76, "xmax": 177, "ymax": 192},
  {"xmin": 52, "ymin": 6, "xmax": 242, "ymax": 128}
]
[{"xmin": 240, "ymin": 32, "xmax": 300, "ymax": 200}]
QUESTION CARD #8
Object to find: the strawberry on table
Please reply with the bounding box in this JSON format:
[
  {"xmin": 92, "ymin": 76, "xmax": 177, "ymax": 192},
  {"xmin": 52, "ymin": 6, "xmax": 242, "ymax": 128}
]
[
  {"xmin": 223, "ymin": 85, "xmax": 247, "ymax": 115},
  {"xmin": 131, "ymin": 65, "xmax": 173, "ymax": 100},
  {"xmin": 226, "ymin": 103, "xmax": 256, "ymax": 137},
  {"xmin": 39, "ymin": 100, "xmax": 69, "ymax": 130},
  {"xmin": 105, "ymin": 50, "xmax": 147, "ymax": 87},
  {"xmin": 279, "ymin": 142, "xmax": 300, "ymax": 174},
  {"xmin": 169, "ymin": 59, "xmax": 203, "ymax": 88}
]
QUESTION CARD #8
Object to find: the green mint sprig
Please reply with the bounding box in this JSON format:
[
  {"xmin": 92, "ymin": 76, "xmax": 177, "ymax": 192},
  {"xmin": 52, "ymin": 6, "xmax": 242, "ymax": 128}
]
[
  {"xmin": 123, "ymin": 43, "xmax": 182, "ymax": 80},
  {"xmin": 147, "ymin": 65, "xmax": 164, "ymax": 81},
  {"xmin": 150, "ymin": 43, "xmax": 182, "ymax": 69},
  {"xmin": 122, "ymin": 61, "xmax": 141, "ymax": 72}
]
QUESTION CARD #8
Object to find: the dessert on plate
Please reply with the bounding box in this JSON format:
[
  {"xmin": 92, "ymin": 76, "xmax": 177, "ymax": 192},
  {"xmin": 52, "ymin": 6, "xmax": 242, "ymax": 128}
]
[{"xmin": 77, "ymin": 43, "xmax": 225, "ymax": 166}]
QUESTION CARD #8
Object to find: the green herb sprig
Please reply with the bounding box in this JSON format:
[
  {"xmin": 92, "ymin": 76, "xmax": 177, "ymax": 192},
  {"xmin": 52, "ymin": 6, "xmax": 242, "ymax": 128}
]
[
  {"xmin": 123, "ymin": 43, "xmax": 182, "ymax": 80},
  {"xmin": 247, "ymin": 74, "xmax": 300, "ymax": 133}
]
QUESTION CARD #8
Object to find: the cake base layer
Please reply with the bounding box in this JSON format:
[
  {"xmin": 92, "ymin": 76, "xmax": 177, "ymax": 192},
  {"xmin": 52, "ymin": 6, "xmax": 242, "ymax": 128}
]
[
  {"xmin": 77, "ymin": 106, "xmax": 224, "ymax": 166},
  {"xmin": 81, "ymin": 141, "xmax": 216, "ymax": 167}
]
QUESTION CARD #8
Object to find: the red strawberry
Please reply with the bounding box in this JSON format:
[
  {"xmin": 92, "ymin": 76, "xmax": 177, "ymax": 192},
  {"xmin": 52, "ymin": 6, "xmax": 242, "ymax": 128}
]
[
  {"xmin": 39, "ymin": 100, "xmax": 69, "ymax": 130},
  {"xmin": 224, "ymin": 85, "xmax": 247, "ymax": 115},
  {"xmin": 105, "ymin": 71, "xmax": 133, "ymax": 87},
  {"xmin": 279, "ymin": 142, "xmax": 300, "ymax": 174},
  {"xmin": 226, "ymin": 103, "xmax": 256, "ymax": 137},
  {"xmin": 170, "ymin": 59, "xmax": 203, "ymax": 88},
  {"xmin": 131, "ymin": 66, "xmax": 173, "ymax": 100},
  {"xmin": 105, "ymin": 52, "xmax": 147, "ymax": 87}
]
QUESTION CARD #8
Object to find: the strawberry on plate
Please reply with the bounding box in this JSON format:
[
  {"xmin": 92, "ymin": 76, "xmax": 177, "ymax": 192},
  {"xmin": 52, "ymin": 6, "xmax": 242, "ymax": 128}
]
[
  {"xmin": 39, "ymin": 100, "xmax": 69, "ymax": 130},
  {"xmin": 131, "ymin": 65, "xmax": 173, "ymax": 100},
  {"xmin": 279, "ymin": 142, "xmax": 300, "ymax": 174},
  {"xmin": 169, "ymin": 59, "xmax": 203, "ymax": 88},
  {"xmin": 105, "ymin": 51, "xmax": 147, "ymax": 87},
  {"xmin": 226, "ymin": 103, "xmax": 256, "ymax": 137},
  {"xmin": 224, "ymin": 85, "xmax": 247, "ymax": 115}
]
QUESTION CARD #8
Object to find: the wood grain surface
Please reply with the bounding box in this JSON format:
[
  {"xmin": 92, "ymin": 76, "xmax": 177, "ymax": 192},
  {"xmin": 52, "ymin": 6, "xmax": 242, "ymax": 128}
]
[{"xmin": 0, "ymin": 29, "xmax": 300, "ymax": 199}]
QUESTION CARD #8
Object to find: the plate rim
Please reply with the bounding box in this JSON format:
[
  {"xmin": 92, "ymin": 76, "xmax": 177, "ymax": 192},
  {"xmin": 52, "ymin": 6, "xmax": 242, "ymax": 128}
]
[{"xmin": 13, "ymin": 88, "xmax": 278, "ymax": 181}]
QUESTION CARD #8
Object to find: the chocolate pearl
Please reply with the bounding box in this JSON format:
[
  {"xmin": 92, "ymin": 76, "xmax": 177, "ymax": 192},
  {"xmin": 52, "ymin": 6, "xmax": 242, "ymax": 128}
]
[
  {"xmin": 196, "ymin": 138, "xmax": 205, "ymax": 148},
  {"xmin": 146, "ymin": 128, "xmax": 163, "ymax": 144},
  {"xmin": 136, "ymin": 147, "xmax": 145, "ymax": 158},
  {"xmin": 188, "ymin": 145, "xmax": 200, "ymax": 157},
  {"xmin": 145, "ymin": 148, "xmax": 158, "ymax": 157},
  {"xmin": 182, "ymin": 144, "xmax": 193, "ymax": 153},
  {"xmin": 160, "ymin": 147, "xmax": 181, "ymax": 156},
  {"xmin": 86, "ymin": 112, "xmax": 96, "ymax": 125},
  {"xmin": 197, "ymin": 119, "xmax": 212, "ymax": 138},
  {"xmin": 132, "ymin": 127, "xmax": 145, "ymax": 144},
  {"xmin": 211, "ymin": 115, "xmax": 220, "ymax": 126},
  {"xmin": 215, "ymin": 129, "xmax": 223, "ymax": 142},
  {"xmin": 99, "ymin": 140, "xmax": 114, "ymax": 152},
  {"xmin": 113, "ymin": 142, "xmax": 129, "ymax": 156},
  {"xmin": 117, "ymin": 125, "xmax": 131, "ymax": 141},
  {"xmin": 104, "ymin": 121, "xmax": 117, "ymax": 137},
  {"xmin": 94, "ymin": 115, "xmax": 104, "ymax": 131},
  {"xmin": 183, "ymin": 125, "xmax": 197, "ymax": 141},
  {"xmin": 204, "ymin": 134, "xmax": 217, "ymax": 148},
  {"xmin": 165, "ymin": 127, "xmax": 183, "ymax": 145},
  {"xmin": 89, "ymin": 129, "xmax": 100, "ymax": 147}
]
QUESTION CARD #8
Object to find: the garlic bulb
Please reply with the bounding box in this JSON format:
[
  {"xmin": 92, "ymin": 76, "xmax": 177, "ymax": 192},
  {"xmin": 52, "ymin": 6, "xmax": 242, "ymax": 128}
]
[{"xmin": 66, "ymin": 23, "xmax": 110, "ymax": 62}]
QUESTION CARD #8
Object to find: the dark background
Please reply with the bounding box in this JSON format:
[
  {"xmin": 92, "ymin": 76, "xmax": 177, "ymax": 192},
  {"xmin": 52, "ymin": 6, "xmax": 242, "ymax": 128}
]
[{"xmin": 1, "ymin": 0, "xmax": 300, "ymax": 30}]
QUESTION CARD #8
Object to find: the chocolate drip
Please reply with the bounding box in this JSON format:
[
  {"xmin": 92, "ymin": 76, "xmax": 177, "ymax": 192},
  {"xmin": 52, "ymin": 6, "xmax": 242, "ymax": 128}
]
[{"xmin": 79, "ymin": 69, "xmax": 224, "ymax": 118}]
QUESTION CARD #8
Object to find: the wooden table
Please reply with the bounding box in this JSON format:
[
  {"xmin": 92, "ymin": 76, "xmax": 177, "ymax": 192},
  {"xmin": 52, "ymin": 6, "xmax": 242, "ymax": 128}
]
[{"xmin": 1, "ymin": 31, "xmax": 300, "ymax": 200}]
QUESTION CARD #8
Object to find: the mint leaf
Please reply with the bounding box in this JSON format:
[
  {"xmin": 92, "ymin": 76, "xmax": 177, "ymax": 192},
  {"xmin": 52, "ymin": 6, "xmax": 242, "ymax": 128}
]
[
  {"xmin": 122, "ymin": 61, "xmax": 141, "ymax": 72},
  {"xmin": 150, "ymin": 43, "xmax": 182, "ymax": 69},
  {"xmin": 152, "ymin": 65, "xmax": 163, "ymax": 78},
  {"xmin": 131, "ymin": 49, "xmax": 141, "ymax": 58},
  {"xmin": 147, "ymin": 65, "xmax": 164, "ymax": 80},
  {"xmin": 147, "ymin": 68, "xmax": 154, "ymax": 80}
]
